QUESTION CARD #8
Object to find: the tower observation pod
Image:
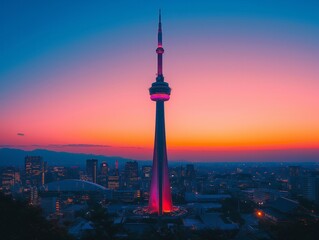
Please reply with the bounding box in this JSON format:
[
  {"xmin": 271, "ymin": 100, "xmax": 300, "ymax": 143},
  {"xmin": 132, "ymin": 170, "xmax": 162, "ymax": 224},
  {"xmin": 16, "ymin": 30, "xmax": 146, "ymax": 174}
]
[{"xmin": 148, "ymin": 10, "xmax": 173, "ymax": 215}]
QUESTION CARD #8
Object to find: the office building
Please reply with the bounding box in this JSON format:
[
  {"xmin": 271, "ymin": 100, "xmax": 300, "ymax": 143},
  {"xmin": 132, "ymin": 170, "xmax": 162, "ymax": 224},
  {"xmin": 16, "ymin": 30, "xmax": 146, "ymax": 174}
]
[
  {"xmin": 86, "ymin": 159, "xmax": 98, "ymax": 183},
  {"xmin": 25, "ymin": 156, "xmax": 45, "ymax": 186}
]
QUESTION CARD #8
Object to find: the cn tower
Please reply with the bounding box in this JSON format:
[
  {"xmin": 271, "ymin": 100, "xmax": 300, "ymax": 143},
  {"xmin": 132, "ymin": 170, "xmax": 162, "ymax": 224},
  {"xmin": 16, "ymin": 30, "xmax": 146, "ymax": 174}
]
[{"xmin": 148, "ymin": 11, "xmax": 173, "ymax": 215}]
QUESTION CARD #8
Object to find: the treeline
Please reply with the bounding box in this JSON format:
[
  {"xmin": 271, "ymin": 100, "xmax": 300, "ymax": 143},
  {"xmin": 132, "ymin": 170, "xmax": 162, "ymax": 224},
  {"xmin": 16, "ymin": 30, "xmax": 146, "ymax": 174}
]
[{"xmin": 0, "ymin": 193, "xmax": 73, "ymax": 240}]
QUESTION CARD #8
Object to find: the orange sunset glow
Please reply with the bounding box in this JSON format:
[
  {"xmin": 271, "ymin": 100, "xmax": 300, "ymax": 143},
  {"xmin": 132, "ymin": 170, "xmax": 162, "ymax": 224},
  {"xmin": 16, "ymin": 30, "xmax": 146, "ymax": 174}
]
[{"xmin": 1, "ymin": 2, "xmax": 319, "ymax": 162}]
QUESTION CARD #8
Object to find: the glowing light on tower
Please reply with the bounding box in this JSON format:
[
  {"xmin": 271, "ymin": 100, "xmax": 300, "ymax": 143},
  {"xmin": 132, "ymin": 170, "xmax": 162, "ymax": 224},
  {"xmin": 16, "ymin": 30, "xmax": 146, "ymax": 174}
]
[{"xmin": 148, "ymin": 10, "xmax": 173, "ymax": 215}]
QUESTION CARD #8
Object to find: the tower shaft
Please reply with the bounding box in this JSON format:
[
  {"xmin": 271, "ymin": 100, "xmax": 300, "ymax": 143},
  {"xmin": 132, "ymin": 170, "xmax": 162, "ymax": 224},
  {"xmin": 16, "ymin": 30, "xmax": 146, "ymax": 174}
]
[{"xmin": 148, "ymin": 101, "xmax": 172, "ymax": 214}]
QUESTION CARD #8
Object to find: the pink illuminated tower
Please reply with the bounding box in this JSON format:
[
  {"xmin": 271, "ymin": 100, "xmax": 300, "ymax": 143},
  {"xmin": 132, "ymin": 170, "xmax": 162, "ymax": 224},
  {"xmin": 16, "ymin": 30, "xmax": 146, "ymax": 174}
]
[{"xmin": 148, "ymin": 11, "xmax": 173, "ymax": 215}]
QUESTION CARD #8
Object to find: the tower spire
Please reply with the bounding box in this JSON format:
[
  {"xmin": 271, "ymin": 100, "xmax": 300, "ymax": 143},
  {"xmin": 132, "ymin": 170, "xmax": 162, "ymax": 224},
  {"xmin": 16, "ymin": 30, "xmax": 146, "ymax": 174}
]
[
  {"xmin": 156, "ymin": 10, "xmax": 164, "ymax": 79},
  {"xmin": 158, "ymin": 9, "xmax": 162, "ymax": 47}
]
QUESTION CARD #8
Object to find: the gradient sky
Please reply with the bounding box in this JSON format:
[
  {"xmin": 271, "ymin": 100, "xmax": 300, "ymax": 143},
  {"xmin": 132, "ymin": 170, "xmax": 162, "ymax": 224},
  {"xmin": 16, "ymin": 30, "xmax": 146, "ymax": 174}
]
[{"xmin": 1, "ymin": 1, "xmax": 319, "ymax": 161}]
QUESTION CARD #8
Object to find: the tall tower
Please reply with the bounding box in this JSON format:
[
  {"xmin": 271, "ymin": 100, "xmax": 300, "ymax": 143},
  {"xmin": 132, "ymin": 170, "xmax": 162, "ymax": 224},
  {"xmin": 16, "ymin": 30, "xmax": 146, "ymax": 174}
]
[{"xmin": 148, "ymin": 11, "xmax": 173, "ymax": 215}]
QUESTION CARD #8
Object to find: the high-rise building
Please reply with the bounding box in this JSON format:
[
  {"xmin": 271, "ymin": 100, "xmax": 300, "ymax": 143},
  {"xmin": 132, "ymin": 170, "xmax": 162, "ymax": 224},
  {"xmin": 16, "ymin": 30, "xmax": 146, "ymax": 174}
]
[
  {"xmin": 14, "ymin": 170, "xmax": 21, "ymax": 184},
  {"xmin": 124, "ymin": 161, "xmax": 139, "ymax": 189},
  {"xmin": 115, "ymin": 160, "xmax": 119, "ymax": 176},
  {"xmin": 301, "ymin": 172, "xmax": 319, "ymax": 203},
  {"xmin": 25, "ymin": 156, "xmax": 45, "ymax": 186},
  {"xmin": 29, "ymin": 186, "xmax": 39, "ymax": 205},
  {"xmin": 86, "ymin": 159, "xmax": 98, "ymax": 183},
  {"xmin": 186, "ymin": 164, "xmax": 196, "ymax": 178},
  {"xmin": 46, "ymin": 166, "xmax": 66, "ymax": 182},
  {"xmin": 142, "ymin": 166, "xmax": 152, "ymax": 200},
  {"xmin": 288, "ymin": 166, "xmax": 301, "ymax": 196},
  {"xmin": 142, "ymin": 166, "xmax": 152, "ymax": 179},
  {"xmin": 101, "ymin": 162, "xmax": 108, "ymax": 176},
  {"xmin": 108, "ymin": 160, "xmax": 120, "ymax": 190},
  {"xmin": 184, "ymin": 164, "xmax": 196, "ymax": 192},
  {"xmin": 108, "ymin": 175, "xmax": 120, "ymax": 190},
  {"xmin": 99, "ymin": 162, "xmax": 108, "ymax": 187},
  {"xmin": 1, "ymin": 167, "xmax": 16, "ymax": 190},
  {"xmin": 148, "ymin": 11, "xmax": 173, "ymax": 215}
]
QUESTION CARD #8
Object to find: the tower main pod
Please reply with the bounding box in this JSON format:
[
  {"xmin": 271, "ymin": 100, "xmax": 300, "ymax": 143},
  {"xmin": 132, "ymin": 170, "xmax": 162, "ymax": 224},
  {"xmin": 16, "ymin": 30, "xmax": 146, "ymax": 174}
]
[{"xmin": 148, "ymin": 11, "xmax": 173, "ymax": 215}]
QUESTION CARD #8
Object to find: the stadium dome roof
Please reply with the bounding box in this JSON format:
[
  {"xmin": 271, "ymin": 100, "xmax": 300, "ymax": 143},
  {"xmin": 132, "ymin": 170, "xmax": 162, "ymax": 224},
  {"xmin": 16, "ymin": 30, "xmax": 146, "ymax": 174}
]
[{"xmin": 43, "ymin": 179, "xmax": 108, "ymax": 192}]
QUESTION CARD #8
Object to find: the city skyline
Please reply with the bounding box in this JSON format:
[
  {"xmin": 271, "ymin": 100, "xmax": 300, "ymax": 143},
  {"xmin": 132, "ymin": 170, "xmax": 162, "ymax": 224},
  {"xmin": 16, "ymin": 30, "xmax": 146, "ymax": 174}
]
[{"xmin": 1, "ymin": 1, "xmax": 319, "ymax": 162}]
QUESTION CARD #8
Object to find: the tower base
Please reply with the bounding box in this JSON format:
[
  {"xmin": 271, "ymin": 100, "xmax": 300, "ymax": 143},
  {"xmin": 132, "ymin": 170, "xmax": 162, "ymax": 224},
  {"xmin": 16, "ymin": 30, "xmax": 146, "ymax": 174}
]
[{"xmin": 133, "ymin": 205, "xmax": 187, "ymax": 217}]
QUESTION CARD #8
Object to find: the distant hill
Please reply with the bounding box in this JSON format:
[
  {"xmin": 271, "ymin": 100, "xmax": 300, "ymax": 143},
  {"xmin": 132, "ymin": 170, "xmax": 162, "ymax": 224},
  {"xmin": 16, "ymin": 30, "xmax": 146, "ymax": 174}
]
[
  {"xmin": 1, "ymin": 148, "xmax": 318, "ymax": 168},
  {"xmin": 0, "ymin": 148, "xmax": 145, "ymax": 167}
]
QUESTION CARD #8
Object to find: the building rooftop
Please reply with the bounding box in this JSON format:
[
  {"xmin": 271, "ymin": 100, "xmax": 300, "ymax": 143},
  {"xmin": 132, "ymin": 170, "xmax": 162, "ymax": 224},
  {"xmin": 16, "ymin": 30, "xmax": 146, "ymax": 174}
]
[
  {"xmin": 200, "ymin": 213, "xmax": 239, "ymax": 230},
  {"xmin": 267, "ymin": 197, "xmax": 299, "ymax": 213},
  {"xmin": 185, "ymin": 193, "xmax": 231, "ymax": 202},
  {"xmin": 182, "ymin": 218, "xmax": 206, "ymax": 230}
]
